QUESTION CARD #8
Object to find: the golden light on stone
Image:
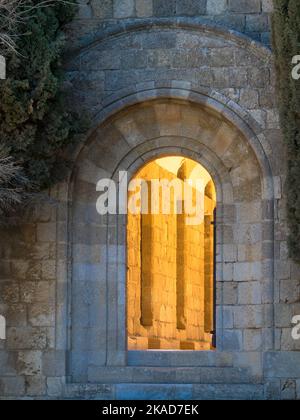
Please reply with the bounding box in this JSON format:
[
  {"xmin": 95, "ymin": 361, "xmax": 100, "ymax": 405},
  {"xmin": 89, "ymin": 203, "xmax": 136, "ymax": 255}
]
[{"xmin": 127, "ymin": 156, "xmax": 216, "ymax": 351}]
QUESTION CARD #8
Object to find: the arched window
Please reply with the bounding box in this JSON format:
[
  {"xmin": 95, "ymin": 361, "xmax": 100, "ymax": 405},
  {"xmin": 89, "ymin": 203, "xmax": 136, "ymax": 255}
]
[{"xmin": 127, "ymin": 156, "xmax": 216, "ymax": 351}]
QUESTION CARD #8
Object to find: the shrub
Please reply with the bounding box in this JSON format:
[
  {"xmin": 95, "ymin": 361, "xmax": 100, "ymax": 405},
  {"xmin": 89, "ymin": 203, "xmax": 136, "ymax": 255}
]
[{"xmin": 273, "ymin": 0, "xmax": 300, "ymax": 261}]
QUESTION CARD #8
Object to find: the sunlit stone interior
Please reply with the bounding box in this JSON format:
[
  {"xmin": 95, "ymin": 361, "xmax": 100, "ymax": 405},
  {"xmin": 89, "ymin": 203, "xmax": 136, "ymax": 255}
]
[{"xmin": 127, "ymin": 156, "xmax": 216, "ymax": 351}]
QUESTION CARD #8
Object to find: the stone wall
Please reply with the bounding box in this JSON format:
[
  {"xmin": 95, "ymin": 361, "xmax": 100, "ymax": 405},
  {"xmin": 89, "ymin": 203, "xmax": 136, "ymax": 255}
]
[{"xmin": 72, "ymin": 0, "xmax": 273, "ymax": 50}]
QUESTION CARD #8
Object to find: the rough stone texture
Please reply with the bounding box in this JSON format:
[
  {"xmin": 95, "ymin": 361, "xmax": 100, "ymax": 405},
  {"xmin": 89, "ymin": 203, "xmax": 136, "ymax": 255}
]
[
  {"xmin": 70, "ymin": 0, "xmax": 273, "ymax": 51},
  {"xmin": 114, "ymin": 0, "xmax": 135, "ymax": 18},
  {"xmin": 0, "ymin": 1, "xmax": 299, "ymax": 401},
  {"xmin": 153, "ymin": 0, "xmax": 176, "ymax": 17},
  {"xmin": 228, "ymin": 0, "xmax": 261, "ymax": 14}
]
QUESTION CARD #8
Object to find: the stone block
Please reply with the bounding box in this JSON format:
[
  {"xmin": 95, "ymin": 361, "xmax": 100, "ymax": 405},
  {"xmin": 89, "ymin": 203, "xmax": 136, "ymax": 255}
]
[
  {"xmin": 262, "ymin": 0, "xmax": 273, "ymax": 12},
  {"xmin": 280, "ymin": 328, "xmax": 300, "ymax": 351},
  {"xmin": 116, "ymin": 383, "xmax": 175, "ymax": 399},
  {"xmin": 233, "ymin": 223, "xmax": 262, "ymax": 246},
  {"xmin": 212, "ymin": 67, "xmax": 247, "ymax": 88},
  {"xmin": 238, "ymin": 282, "xmax": 262, "ymax": 305},
  {"xmin": 264, "ymin": 379, "xmax": 281, "ymax": 400},
  {"xmin": 239, "ymin": 89, "xmax": 259, "ymax": 110},
  {"xmin": 17, "ymin": 351, "xmax": 42, "ymax": 376},
  {"xmin": 233, "ymin": 306, "xmax": 263, "ymax": 329},
  {"xmin": 297, "ymin": 380, "xmax": 300, "ymax": 400},
  {"xmin": 281, "ymin": 379, "xmax": 296, "ymax": 400},
  {"xmin": 113, "ymin": 0, "xmax": 135, "ymax": 18},
  {"xmin": 7, "ymin": 327, "xmax": 47, "ymax": 350},
  {"xmin": 228, "ymin": 0, "xmax": 261, "ymax": 13},
  {"xmin": 0, "ymin": 377, "xmax": 25, "ymax": 397},
  {"xmin": 0, "ymin": 351, "xmax": 17, "ymax": 375},
  {"xmin": 0, "ymin": 282, "xmax": 19, "ymax": 303},
  {"xmin": 223, "ymin": 329, "xmax": 243, "ymax": 351},
  {"xmin": 20, "ymin": 282, "xmax": 55, "ymax": 304},
  {"xmin": 234, "ymin": 351, "xmax": 262, "ymax": 378},
  {"xmin": 223, "ymin": 307, "xmax": 234, "ymax": 329},
  {"xmin": 233, "ymin": 262, "xmax": 262, "ymax": 282},
  {"xmin": 28, "ymin": 303, "xmax": 55, "ymax": 327},
  {"xmin": 280, "ymin": 279, "xmax": 300, "ymax": 304},
  {"xmin": 264, "ymin": 352, "xmax": 300, "ymax": 379},
  {"xmin": 223, "ymin": 263, "xmax": 234, "ymax": 281},
  {"xmin": 78, "ymin": 2, "xmax": 92, "ymax": 18},
  {"xmin": 47, "ymin": 377, "xmax": 64, "ymax": 397},
  {"xmin": 223, "ymin": 283, "xmax": 238, "ymax": 305},
  {"xmin": 223, "ymin": 245, "xmax": 237, "ymax": 263},
  {"xmin": 207, "ymin": 48, "xmax": 236, "ymax": 67},
  {"xmin": 25, "ymin": 376, "xmax": 46, "ymax": 397},
  {"xmin": 237, "ymin": 244, "xmax": 261, "ymax": 262},
  {"xmin": 193, "ymin": 384, "xmax": 264, "ymax": 400},
  {"xmin": 176, "ymin": 0, "xmax": 207, "ymax": 16},
  {"xmin": 37, "ymin": 223, "xmax": 56, "ymax": 243},
  {"xmin": 136, "ymin": 0, "xmax": 153, "ymax": 17},
  {"xmin": 91, "ymin": 0, "xmax": 113, "ymax": 18},
  {"xmin": 41, "ymin": 260, "xmax": 56, "ymax": 280},
  {"xmin": 246, "ymin": 15, "xmax": 269, "ymax": 33},
  {"xmin": 153, "ymin": 0, "xmax": 176, "ymax": 17},
  {"xmin": 42, "ymin": 351, "xmax": 66, "ymax": 376},
  {"xmin": 243, "ymin": 329, "xmax": 262, "ymax": 351}
]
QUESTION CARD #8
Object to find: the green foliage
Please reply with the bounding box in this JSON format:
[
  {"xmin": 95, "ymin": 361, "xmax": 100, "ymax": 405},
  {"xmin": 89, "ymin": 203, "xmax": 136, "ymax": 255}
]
[
  {"xmin": 0, "ymin": 0, "xmax": 83, "ymax": 193},
  {"xmin": 0, "ymin": 144, "xmax": 29, "ymax": 217},
  {"xmin": 273, "ymin": 0, "xmax": 300, "ymax": 261}
]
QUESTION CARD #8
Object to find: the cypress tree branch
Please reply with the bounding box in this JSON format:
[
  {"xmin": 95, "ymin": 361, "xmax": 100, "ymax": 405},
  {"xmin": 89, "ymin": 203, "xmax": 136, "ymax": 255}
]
[{"xmin": 273, "ymin": 0, "xmax": 300, "ymax": 260}]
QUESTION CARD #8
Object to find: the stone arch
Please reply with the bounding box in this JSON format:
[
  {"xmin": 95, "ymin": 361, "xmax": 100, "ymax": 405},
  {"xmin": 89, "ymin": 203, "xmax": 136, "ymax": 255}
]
[
  {"xmin": 71, "ymin": 85, "xmax": 274, "ymax": 199},
  {"xmin": 67, "ymin": 95, "xmax": 275, "ymax": 383}
]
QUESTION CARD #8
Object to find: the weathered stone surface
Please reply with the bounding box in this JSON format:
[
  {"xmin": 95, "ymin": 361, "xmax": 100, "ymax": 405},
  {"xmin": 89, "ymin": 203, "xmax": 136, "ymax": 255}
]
[
  {"xmin": 228, "ymin": 0, "xmax": 261, "ymax": 13},
  {"xmin": 264, "ymin": 379, "xmax": 281, "ymax": 400},
  {"xmin": 0, "ymin": 0, "xmax": 293, "ymax": 401},
  {"xmin": 281, "ymin": 379, "xmax": 296, "ymax": 400},
  {"xmin": 42, "ymin": 351, "xmax": 66, "ymax": 377},
  {"xmin": 28, "ymin": 304, "xmax": 55, "ymax": 327},
  {"xmin": 7, "ymin": 328, "xmax": 48, "ymax": 350},
  {"xmin": 113, "ymin": 0, "xmax": 135, "ymax": 18},
  {"xmin": 0, "ymin": 377, "xmax": 25, "ymax": 397},
  {"xmin": 176, "ymin": 0, "xmax": 207, "ymax": 16},
  {"xmin": 25, "ymin": 376, "xmax": 46, "ymax": 396},
  {"xmin": 193, "ymin": 383, "xmax": 264, "ymax": 400},
  {"xmin": 136, "ymin": 0, "xmax": 153, "ymax": 17},
  {"xmin": 91, "ymin": 0, "xmax": 113, "ymax": 18},
  {"xmin": 234, "ymin": 306, "xmax": 263, "ymax": 329},
  {"xmin": 153, "ymin": 0, "xmax": 176, "ymax": 17},
  {"xmin": 243, "ymin": 330, "xmax": 262, "ymax": 351},
  {"xmin": 262, "ymin": 0, "xmax": 273, "ymax": 12},
  {"xmin": 17, "ymin": 351, "xmax": 42, "ymax": 376},
  {"xmin": 264, "ymin": 353, "xmax": 300, "ymax": 379},
  {"xmin": 207, "ymin": 0, "xmax": 227, "ymax": 15},
  {"xmin": 223, "ymin": 330, "xmax": 243, "ymax": 351},
  {"xmin": 238, "ymin": 282, "xmax": 262, "ymax": 305}
]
